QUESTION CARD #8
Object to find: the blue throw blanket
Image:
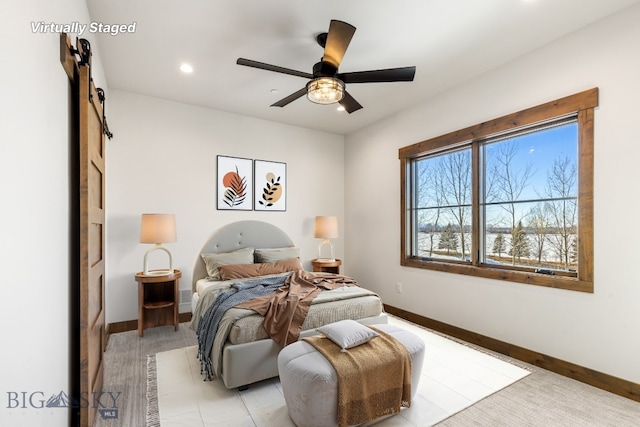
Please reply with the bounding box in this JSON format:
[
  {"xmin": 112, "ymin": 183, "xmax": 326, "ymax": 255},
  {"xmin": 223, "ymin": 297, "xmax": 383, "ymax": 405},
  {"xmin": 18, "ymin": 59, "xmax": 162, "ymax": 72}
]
[{"xmin": 196, "ymin": 274, "xmax": 289, "ymax": 380}]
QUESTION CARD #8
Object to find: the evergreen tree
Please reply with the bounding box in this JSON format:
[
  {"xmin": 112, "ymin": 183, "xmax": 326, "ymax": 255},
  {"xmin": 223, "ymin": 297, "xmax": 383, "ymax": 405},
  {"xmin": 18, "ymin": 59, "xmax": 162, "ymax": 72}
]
[
  {"xmin": 492, "ymin": 233, "xmax": 506, "ymax": 257},
  {"xmin": 570, "ymin": 239, "xmax": 578, "ymax": 265},
  {"xmin": 509, "ymin": 221, "xmax": 530, "ymax": 262},
  {"xmin": 438, "ymin": 223, "xmax": 459, "ymax": 255}
]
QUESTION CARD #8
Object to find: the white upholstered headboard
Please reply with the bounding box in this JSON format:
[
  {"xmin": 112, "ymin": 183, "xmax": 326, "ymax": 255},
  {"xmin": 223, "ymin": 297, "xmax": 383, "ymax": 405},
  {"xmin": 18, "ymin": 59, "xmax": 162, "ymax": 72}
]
[{"xmin": 191, "ymin": 220, "xmax": 295, "ymax": 291}]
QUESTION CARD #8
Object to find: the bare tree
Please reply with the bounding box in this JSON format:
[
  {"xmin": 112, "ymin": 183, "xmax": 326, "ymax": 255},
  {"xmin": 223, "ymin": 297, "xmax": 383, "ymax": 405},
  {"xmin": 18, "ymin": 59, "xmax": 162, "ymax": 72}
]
[
  {"xmin": 544, "ymin": 156, "xmax": 577, "ymax": 270},
  {"xmin": 486, "ymin": 141, "xmax": 534, "ymax": 265},
  {"xmin": 438, "ymin": 150, "xmax": 471, "ymax": 260},
  {"xmin": 416, "ymin": 160, "xmax": 444, "ymax": 257},
  {"xmin": 527, "ymin": 204, "xmax": 550, "ymax": 265}
]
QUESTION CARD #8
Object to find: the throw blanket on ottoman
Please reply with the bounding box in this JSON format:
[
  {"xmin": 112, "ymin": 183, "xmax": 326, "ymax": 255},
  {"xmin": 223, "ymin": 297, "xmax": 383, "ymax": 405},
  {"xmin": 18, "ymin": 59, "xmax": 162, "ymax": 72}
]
[{"xmin": 303, "ymin": 326, "xmax": 412, "ymax": 427}]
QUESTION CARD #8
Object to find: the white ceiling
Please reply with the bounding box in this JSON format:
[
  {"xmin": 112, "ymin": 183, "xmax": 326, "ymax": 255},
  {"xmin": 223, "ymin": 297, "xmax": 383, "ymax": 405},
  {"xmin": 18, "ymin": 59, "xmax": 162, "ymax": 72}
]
[{"xmin": 85, "ymin": 0, "xmax": 639, "ymax": 135}]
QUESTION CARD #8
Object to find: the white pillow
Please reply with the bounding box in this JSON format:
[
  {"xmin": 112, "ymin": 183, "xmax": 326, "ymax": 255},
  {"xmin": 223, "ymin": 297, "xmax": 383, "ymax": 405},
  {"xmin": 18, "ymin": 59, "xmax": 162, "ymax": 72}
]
[
  {"xmin": 317, "ymin": 319, "xmax": 379, "ymax": 351},
  {"xmin": 201, "ymin": 247, "xmax": 254, "ymax": 280},
  {"xmin": 254, "ymin": 247, "xmax": 300, "ymax": 263}
]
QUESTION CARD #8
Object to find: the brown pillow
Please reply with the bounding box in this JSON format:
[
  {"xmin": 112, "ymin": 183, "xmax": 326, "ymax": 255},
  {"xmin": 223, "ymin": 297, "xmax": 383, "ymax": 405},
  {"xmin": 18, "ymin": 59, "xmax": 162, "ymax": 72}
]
[
  {"xmin": 201, "ymin": 247, "xmax": 254, "ymax": 280},
  {"xmin": 218, "ymin": 258, "xmax": 303, "ymax": 280}
]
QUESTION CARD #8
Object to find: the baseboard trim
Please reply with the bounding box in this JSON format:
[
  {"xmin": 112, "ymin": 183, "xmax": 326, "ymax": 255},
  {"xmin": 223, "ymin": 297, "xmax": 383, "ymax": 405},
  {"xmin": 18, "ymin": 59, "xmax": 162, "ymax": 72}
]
[
  {"xmin": 106, "ymin": 312, "xmax": 193, "ymax": 336},
  {"xmin": 384, "ymin": 304, "xmax": 640, "ymax": 403}
]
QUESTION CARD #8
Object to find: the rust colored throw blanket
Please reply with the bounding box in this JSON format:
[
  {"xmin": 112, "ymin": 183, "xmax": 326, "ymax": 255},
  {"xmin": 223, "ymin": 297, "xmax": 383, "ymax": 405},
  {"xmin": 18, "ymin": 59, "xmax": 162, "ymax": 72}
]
[
  {"xmin": 235, "ymin": 270, "xmax": 357, "ymax": 347},
  {"xmin": 304, "ymin": 327, "xmax": 412, "ymax": 427}
]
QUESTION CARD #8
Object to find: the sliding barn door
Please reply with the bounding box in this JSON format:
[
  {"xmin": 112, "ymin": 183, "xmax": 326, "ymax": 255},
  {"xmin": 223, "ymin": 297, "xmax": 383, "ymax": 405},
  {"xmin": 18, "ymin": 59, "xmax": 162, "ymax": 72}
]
[
  {"xmin": 61, "ymin": 34, "xmax": 106, "ymax": 427},
  {"xmin": 78, "ymin": 63, "xmax": 106, "ymax": 427}
]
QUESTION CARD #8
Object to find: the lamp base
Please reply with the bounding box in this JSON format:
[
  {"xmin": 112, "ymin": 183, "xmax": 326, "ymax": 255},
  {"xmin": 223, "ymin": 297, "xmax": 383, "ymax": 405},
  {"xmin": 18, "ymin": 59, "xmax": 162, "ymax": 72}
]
[
  {"xmin": 317, "ymin": 239, "xmax": 335, "ymax": 262},
  {"xmin": 143, "ymin": 244, "xmax": 174, "ymax": 276},
  {"xmin": 143, "ymin": 269, "xmax": 173, "ymax": 277}
]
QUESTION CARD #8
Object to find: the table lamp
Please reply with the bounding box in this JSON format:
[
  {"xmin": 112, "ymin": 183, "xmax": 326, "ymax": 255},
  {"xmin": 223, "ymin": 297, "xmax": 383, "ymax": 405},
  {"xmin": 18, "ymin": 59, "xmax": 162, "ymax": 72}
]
[
  {"xmin": 314, "ymin": 215, "xmax": 338, "ymax": 261},
  {"xmin": 140, "ymin": 213, "xmax": 177, "ymax": 276}
]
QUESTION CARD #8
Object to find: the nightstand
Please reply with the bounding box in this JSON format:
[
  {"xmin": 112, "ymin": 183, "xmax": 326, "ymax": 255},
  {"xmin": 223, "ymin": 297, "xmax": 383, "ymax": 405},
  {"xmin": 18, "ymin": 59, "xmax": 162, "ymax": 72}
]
[
  {"xmin": 311, "ymin": 259, "xmax": 342, "ymax": 274},
  {"xmin": 135, "ymin": 269, "xmax": 181, "ymax": 337}
]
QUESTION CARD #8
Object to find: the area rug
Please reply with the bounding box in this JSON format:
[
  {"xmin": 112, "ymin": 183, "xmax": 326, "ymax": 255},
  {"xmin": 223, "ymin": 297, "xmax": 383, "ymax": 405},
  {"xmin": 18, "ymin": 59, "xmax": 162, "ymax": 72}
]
[{"xmin": 147, "ymin": 317, "xmax": 530, "ymax": 426}]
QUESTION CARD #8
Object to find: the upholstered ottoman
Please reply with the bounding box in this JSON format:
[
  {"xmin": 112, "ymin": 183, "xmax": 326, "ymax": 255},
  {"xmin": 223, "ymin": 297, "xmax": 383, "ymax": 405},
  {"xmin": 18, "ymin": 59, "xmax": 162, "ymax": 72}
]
[{"xmin": 277, "ymin": 322, "xmax": 425, "ymax": 427}]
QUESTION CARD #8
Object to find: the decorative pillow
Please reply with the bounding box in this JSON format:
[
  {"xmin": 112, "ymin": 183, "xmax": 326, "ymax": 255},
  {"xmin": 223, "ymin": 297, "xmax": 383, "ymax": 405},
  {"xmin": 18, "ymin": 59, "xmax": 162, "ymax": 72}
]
[
  {"xmin": 201, "ymin": 247, "xmax": 254, "ymax": 280},
  {"xmin": 218, "ymin": 258, "xmax": 303, "ymax": 280},
  {"xmin": 254, "ymin": 247, "xmax": 300, "ymax": 263},
  {"xmin": 317, "ymin": 319, "xmax": 379, "ymax": 352}
]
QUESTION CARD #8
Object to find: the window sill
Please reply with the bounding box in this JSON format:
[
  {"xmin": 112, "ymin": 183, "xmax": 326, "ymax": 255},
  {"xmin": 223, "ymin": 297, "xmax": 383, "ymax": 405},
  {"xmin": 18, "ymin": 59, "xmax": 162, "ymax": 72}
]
[{"xmin": 401, "ymin": 257, "xmax": 593, "ymax": 293}]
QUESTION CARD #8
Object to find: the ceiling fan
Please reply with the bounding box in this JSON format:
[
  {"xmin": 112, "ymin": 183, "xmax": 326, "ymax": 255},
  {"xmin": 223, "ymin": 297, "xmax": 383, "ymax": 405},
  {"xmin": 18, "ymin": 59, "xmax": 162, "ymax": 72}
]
[{"xmin": 236, "ymin": 19, "xmax": 416, "ymax": 114}]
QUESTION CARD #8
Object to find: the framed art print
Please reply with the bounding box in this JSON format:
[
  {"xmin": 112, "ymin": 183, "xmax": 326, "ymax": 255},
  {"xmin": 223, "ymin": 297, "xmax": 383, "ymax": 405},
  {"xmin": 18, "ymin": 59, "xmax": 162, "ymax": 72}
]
[
  {"xmin": 217, "ymin": 155, "xmax": 253, "ymax": 210},
  {"xmin": 254, "ymin": 160, "xmax": 286, "ymax": 211}
]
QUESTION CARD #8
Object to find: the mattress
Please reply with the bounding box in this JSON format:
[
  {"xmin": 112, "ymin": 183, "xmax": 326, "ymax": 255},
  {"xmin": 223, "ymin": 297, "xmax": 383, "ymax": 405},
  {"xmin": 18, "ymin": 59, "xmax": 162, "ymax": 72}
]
[
  {"xmin": 229, "ymin": 293, "xmax": 381, "ymax": 345},
  {"xmin": 192, "ymin": 276, "xmax": 383, "ymax": 345},
  {"xmin": 196, "ymin": 277, "xmax": 219, "ymax": 294}
]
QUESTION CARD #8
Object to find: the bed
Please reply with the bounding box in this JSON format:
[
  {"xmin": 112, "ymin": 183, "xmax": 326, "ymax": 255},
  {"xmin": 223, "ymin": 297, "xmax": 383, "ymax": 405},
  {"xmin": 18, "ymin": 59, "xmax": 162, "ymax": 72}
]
[{"xmin": 189, "ymin": 220, "xmax": 387, "ymax": 389}]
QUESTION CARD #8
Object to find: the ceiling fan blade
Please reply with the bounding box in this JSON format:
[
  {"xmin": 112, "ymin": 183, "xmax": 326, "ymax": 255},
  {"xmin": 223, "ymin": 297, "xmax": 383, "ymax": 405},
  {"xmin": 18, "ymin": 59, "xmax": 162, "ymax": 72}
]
[
  {"xmin": 321, "ymin": 20, "xmax": 356, "ymax": 74},
  {"xmin": 271, "ymin": 87, "xmax": 308, "ymax": 107},
  {"xmin": 339, "ymin": 66, "xmax": 416, "ymax": 83},
  {"xmin": 339, "ymin": 91, "xmax": 363, "ymax": 114},
  {"xmin": 237, "ymin": 58, "xmax": 313, "ymax": 79}
]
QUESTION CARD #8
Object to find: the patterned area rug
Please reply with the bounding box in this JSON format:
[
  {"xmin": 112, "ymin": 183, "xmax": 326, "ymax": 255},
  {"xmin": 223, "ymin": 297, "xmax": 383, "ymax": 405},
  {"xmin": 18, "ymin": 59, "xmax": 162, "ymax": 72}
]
[{"xmin": 146, "ymin": 317, "xmax": 530, "ymax": 426}]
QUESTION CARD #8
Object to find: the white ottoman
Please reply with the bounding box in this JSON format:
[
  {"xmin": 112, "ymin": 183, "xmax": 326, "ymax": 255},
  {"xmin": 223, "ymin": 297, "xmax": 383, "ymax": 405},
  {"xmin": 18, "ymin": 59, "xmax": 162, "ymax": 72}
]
[{"xmin": 277, "ymin": 323, "xmax": 425, "ymax": 427}]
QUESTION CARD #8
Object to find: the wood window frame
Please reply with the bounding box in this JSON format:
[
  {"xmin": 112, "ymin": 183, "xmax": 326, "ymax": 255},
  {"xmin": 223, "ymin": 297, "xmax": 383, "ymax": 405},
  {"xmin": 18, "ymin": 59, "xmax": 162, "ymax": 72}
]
[{"xmin": 399, "ymin": 88, "xmax": 597, "ymax": 292}]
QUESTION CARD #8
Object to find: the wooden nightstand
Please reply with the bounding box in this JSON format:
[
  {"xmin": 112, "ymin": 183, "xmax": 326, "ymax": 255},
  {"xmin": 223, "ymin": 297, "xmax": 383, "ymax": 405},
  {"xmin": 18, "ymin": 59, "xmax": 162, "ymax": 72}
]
[
  {"xmin": 135, "ymin": 270, "xmax": 181, "ymax": 337},
  {"xmin": 311, "ymin": 259, "xmax": 342, "ymax": 274}
]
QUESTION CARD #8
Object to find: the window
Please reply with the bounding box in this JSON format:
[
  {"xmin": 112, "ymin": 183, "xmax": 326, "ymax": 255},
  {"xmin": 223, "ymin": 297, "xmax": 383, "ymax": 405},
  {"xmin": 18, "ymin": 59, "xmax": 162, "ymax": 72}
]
[{"xmin": 399, "ymin": 89, "xmax": 597, "ymax": 292}]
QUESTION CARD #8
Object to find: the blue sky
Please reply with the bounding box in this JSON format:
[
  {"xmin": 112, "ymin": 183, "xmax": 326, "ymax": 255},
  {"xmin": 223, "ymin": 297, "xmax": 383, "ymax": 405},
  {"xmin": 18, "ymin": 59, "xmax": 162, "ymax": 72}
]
[
  {"xmin": 415, "ymin": 120, "xmax": 578, "ymax": 231},
  {"xmin": 486, "ymin": 122, "xmax": 578, "ymax": 201}
]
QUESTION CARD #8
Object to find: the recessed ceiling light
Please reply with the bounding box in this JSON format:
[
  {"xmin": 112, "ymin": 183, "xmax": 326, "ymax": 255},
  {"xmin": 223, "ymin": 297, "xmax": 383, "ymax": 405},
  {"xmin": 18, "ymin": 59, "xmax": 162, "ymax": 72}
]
[
  {"xmin": 337, "ymin": 106, "xmax": 345, "ymax": 112},
  {"xmin": 270, "ymin": 89, "xmax": 279, "ymax": 94},
  {"xmin": 180, "ymin": 63, "xmax": 193, "ymax": 74}
]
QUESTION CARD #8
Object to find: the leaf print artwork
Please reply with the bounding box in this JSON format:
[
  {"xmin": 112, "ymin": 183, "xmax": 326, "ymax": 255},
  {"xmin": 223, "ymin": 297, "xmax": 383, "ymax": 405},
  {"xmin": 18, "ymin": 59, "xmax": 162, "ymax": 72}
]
[
  {"xmin": 222, "ymin": 166, "xmax": 247, "ymax": 207},
  {"xmin": 259, "ymin": 172, "xmax": 282, "ymax": 207},
  {"xmin": 217, "ymin": 155, "xmax": 252, "ymax": 210},
  {"xmin": 253, "ymin": 160, "xmax": 285, "ymax": 211}
]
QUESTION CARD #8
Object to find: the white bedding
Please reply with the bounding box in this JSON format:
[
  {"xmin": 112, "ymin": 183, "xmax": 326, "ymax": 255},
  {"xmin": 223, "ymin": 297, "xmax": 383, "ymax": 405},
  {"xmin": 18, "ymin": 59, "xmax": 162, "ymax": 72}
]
[
  {"xmin": 196, "ymin": 277, "xmax": 220, "ymax": 294},
  {"xmin": 189, "ymin": 272, "xmax": 383, "ymax": 380},
  {"xmin": 189, "ymin": 220, "xmax": 387, "ymax": 388}
]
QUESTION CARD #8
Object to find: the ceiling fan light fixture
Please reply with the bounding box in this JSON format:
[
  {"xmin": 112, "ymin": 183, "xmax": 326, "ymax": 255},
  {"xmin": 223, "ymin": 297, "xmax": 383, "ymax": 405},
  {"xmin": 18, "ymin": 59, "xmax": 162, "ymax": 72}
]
[{"xmin": 306, "ymin": 77, "xmax": 344, "ymax": 105}]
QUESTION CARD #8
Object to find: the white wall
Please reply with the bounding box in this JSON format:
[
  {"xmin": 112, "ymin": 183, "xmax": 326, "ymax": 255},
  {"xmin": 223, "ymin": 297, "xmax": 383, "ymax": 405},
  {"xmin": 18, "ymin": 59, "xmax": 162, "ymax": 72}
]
[
  {"xmin": 0, "ymin": 1, "xmax": 106, "ymax": 426},
  {"xmin": 345, "ymin": 4, "xmax": 640, "ymax": 383},
  {"xmin": 3, "ymin": 5, "xmax": 636, "ymax": 425},
  {"xmin": 105, "ymin": 91, "xmax": 344, "ymax": 323}
]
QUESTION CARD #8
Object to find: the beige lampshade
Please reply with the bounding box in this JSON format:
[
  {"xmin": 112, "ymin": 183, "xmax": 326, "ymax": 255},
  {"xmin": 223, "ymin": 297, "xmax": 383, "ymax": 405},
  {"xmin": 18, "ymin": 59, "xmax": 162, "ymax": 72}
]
[
  {"xmin": 140, "ymin": 214, "xmax": 177, "ymax": 244},
  {"xmin": 314, "ymin": 216, "xmax": 338, "ymax": 239}
]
